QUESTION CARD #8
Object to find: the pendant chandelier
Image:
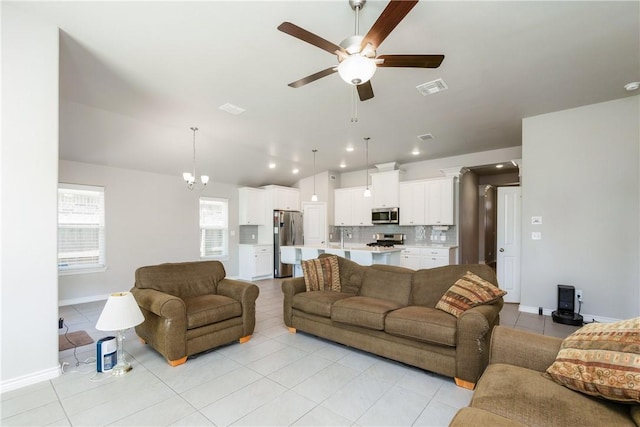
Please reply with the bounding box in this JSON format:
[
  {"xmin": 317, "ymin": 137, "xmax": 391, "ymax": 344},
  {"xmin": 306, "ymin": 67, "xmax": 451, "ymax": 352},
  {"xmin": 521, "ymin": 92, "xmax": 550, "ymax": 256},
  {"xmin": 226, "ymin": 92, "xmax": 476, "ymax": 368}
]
[
  {"xmin": 363, "ymin": 137, "xmax": 371, "ymax": 197},
  {"xmin": 182, "ymin": 127, "xmax": 209, "ymax": 191},
  {"xmin": 311, "ymin": 149, "xmax": 319, "ymax": 201}
]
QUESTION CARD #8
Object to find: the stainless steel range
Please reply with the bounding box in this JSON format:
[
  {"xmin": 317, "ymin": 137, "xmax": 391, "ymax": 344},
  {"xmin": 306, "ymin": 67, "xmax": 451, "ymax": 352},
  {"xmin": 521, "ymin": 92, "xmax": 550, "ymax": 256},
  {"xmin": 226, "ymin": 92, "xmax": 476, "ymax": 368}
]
[{"xmin": 366, "ymin": 233, "xmax": 405, "ymax": 248}]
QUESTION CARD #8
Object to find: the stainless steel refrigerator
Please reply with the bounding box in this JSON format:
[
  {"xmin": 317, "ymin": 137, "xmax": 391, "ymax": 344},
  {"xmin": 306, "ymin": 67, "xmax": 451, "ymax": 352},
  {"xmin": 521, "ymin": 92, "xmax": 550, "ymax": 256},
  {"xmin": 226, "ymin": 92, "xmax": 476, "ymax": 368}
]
[{"xmin": 273, "ymin": 210, "xmax": 303, "ymax": 278}]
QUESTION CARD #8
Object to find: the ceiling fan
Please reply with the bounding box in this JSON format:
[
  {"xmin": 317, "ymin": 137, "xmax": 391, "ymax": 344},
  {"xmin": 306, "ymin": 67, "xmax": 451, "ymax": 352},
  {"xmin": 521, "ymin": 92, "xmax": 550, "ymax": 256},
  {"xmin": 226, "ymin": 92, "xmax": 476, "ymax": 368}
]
[{"xmin": 277, "ymin": 0, "xmax": 444, "ymax": 102}]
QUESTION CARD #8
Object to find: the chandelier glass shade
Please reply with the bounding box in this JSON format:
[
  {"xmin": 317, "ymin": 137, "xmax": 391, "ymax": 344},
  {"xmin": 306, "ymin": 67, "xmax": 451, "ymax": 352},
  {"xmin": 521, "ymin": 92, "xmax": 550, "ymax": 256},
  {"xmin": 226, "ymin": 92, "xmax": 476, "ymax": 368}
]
[
  {"xmin": 338, "ymin": 55, "xmax": 376, "ymax": 85},
  {"xmin": 183, "ymin": 127, "xmax": 209, "ymax": 190}
]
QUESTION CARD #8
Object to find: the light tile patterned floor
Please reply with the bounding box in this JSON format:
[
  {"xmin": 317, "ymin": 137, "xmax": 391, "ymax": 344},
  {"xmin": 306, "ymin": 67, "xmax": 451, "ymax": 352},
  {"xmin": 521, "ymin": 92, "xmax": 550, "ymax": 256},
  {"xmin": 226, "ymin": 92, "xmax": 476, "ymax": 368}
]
[{"xmin": 1, "ymin": 279, "xmax": 578, "ymax": 426}]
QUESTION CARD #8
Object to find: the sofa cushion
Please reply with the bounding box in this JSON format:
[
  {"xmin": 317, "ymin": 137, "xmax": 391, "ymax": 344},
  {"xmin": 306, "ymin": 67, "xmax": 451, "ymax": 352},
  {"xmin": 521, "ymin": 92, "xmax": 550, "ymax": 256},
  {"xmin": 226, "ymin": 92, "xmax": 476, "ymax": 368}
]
[
  {"xmin": 546, "ymin": 317, "xmax": 640, "ymax": 403},
  {"xmin": 450, "ymin": 407, "xmax": 527, "ymax": 427},
  {"xmin": 471, "ymin": 363, "xmax": 634, "ymax": 427},
  {"xmin": 435, "ymin": 271, "xmax": 506, "ymax": 318},
  {"xmin": 135, "ymin": 261, "xmax": 226, "ymax": 299},
  {"xmin": 358, "ymin": 268, "xmax": 412, "ymax": 307},
  {"xmin": 184, "ymin": 294, "xmax": 242, "ymax": 329},
  {"xmin": 332, "ymin": 296, "xmax": 403, "ymax": 331},
  {"xmin": 292, "ymin": 291, "xmax": 353, "ymax": 318},
  {"xmin": 385, "ymin": 306, "xmax": 457, "ymax": 347},
  {"xmin": 302, "ymin": 255, "xmax": 341, "ymax": 292}
]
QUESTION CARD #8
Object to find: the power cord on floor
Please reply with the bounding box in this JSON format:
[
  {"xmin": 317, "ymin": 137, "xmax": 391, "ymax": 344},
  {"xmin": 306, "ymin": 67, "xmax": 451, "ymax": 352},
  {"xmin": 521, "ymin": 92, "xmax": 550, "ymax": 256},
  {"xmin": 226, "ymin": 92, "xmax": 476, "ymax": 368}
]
[{"xmin": 60, "ymin": 321, "xmax": 96, "ymax": 372}]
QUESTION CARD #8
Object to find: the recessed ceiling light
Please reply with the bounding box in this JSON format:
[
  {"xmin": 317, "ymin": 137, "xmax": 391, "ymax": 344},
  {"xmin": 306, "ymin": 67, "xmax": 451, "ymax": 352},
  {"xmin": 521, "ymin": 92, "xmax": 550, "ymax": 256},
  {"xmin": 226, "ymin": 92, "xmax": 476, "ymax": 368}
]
[
  {"xmin": 624, "ymin": 82, "xmax": 640, "ymax": 92},
  {"xmin": 268, "ymin": 163, "xmax": 276, "ymax": 169},
  {"xmin": 292, "ymin": 168, "xmax": 299, "ymax": 174},
  {"xmin": 411, "ymin": 149, "xmax": 420, "ymax": 155},
  {"xmin": 346, "ymin": 146, "xmax": 354, "ymax": 152},
  {"xmin": 496, "ymin": 164, "xmax": 504, "ymax": 169},
  {"xmin": 339, "ymin": 163, "xmax": 346, "ymax": 168}
]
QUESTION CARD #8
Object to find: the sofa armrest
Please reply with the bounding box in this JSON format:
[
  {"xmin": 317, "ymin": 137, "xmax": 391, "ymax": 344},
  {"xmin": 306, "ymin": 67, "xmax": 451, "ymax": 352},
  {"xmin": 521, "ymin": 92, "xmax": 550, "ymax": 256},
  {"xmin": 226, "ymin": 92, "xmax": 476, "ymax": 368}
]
[
  {"xmin": 489, "ymin": 325, "xmax": 563, "ymax": 372},
  {"xmin": 217, "ymin": 278, "xmax": 260, "ymax": 336},
  {"xmin": 131, "ymin": 287, "xmax": 186, "ymax": 319},
  {"xmin": 455, "ymin": 300, "xmax": 503, "ymax": 383},
  {"xmin": 282, "ymin": 277, "xmax": 306, "ymax": 327}
]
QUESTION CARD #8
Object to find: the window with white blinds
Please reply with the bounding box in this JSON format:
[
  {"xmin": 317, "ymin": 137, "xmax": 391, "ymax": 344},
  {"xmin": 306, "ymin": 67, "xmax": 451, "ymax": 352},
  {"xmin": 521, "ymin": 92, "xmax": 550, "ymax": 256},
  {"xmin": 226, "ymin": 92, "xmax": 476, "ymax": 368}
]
[
  {"xmin": 58, "ymin": 184, "xmax": 106, "ymax": 273},
  {"xmin": 200, "ymin": 197, "xmax": 229, "ymax": 259}
]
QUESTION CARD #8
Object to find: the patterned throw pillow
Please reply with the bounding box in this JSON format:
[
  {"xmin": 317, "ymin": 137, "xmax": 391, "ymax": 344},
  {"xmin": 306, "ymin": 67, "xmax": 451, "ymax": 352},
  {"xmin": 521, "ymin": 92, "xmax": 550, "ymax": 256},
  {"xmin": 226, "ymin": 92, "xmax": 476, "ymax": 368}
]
[
  {"xmin": 546, "ymin": 317, "xmax": 640, "ymax": 403},
  {"xmin": 435, "ymin": 271, "xmax": 506, "ymax": 318},
  {"xmin": 301, "ymin": 255, "xmax": 341, "ymax": 292}
]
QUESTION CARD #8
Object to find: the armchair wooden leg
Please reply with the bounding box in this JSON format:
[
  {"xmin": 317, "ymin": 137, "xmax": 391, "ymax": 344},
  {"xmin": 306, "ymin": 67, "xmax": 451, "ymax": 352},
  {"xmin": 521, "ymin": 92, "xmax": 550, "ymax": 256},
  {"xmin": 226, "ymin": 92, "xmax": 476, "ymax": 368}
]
[
  {"xmin": 138, "ymin": 337, "xmax": 146, "ymax": 344},
  {"xmin": 288, "ymin": 327, "xmax": 297, "ymax": 333},
  {"xmin": 454, "ymin": 377, "xmax": 476, "ymax": 390},
  {"xmin": 168, "ymin": 356, "xmax": 187, "ymax": 367},
  {"xmin": 239, "ymin": 335, "xmax": 252, "ymax": 344}
]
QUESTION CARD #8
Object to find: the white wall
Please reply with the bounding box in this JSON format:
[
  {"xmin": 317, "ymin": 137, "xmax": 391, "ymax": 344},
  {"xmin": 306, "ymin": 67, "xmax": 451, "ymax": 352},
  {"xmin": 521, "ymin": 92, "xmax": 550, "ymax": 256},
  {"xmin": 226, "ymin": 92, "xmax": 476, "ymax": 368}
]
[
  {"xmin": 338, "ymin": 146, "xmax": 522, "ymax": 187},
  {"xmin": 521, "ymin": 96, "xmax": 639, "ymax": 320},
  {"xmin": 1, "ymin": 5, "xmax": 60, "ymax": 391},
  {"xmin": 59, "ymin": 161, "xmax": 241, "ymax": 304}
]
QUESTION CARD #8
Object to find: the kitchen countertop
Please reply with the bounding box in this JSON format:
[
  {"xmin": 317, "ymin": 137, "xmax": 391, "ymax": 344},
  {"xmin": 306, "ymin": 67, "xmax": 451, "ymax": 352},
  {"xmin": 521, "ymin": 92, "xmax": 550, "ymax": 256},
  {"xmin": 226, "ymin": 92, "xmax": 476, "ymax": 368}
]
[{"xmin": 282, "ymin": 245, "xmax": 402, "ymax": 253}]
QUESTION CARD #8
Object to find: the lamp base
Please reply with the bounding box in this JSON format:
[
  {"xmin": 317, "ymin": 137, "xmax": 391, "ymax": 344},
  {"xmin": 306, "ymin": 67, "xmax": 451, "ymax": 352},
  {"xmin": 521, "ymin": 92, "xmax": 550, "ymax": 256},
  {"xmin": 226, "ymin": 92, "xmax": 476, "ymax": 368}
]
[{"xmin": 111, "ymin": 361, "xmax": 132, "ymax": 376}]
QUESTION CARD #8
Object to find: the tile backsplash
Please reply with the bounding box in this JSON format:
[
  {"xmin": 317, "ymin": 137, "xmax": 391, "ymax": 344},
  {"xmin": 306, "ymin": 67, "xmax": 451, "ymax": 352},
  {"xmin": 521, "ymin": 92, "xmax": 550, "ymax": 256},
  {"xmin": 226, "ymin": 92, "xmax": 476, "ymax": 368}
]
[
  {"xmin": 328, "ymin": 224, "xmax": 457, "ymax": 246},
  {"xmin": 239, "ymin": 225, "xmax": 259, "ymax": 244}
]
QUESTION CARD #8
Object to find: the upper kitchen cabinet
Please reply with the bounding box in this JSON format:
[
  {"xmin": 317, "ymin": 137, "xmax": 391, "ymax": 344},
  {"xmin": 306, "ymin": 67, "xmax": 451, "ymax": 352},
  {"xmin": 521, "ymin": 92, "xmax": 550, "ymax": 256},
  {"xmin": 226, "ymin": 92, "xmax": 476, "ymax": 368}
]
[
  {"xmin": 371, "ymin": 170, "xmax": 402, "ymax": 208},
  {"xmin": 399, "ymin": 181, "xmax": 426, "ymax": 226},
  {"xmin": 334, "ymin": 187, "xmax": 373, "ymax": 226},
  {"xmin": 426, "ymin": 177, "xmax": 454, "ymax": 225},
  {"xmin": 238, "ymin": 187, "xmax": 266, "ymax": 225},
  {"xmin": 263, "ymin": 185, "xmax": 300, "ymax": 211}
]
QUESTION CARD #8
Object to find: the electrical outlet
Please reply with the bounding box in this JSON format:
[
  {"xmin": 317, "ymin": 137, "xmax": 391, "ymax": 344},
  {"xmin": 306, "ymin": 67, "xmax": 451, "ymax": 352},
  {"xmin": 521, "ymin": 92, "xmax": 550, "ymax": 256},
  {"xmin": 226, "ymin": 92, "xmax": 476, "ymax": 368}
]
[{"xmin": 576, "ymin": 290, "xmax": 583, "ymax": 300}]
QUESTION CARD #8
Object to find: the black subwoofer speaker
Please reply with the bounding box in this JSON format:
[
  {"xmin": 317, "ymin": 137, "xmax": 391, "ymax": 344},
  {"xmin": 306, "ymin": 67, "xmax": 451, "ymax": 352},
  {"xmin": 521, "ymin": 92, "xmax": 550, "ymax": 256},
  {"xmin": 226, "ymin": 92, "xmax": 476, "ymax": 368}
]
[{"xmin": 552, "ymin": 284, "xmax": 583, "ymax": 326}]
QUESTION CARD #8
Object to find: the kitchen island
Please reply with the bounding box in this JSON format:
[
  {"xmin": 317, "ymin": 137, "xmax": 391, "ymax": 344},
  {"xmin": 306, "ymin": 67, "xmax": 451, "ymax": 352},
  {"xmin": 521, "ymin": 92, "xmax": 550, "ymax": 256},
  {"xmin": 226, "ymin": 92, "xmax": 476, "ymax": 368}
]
[{"xmin": 280, "ymin": 244, "xmax": 402, "ymax": 268}]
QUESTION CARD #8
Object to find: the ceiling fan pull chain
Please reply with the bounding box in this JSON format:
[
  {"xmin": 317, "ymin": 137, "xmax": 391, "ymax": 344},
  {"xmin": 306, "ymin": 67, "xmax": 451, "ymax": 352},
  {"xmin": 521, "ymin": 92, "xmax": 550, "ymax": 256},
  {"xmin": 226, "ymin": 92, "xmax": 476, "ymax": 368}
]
[{"xmin": 351, "ymin": 86, "xmax": 358, "ymax": 122}]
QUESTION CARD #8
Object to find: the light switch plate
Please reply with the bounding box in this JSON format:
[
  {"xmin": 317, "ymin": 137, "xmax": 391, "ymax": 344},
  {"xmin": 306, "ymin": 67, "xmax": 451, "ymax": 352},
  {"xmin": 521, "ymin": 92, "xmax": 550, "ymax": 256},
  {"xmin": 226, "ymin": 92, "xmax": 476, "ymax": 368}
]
[{"xmin": 532, "ymin": 232, "xmax": 542, "ymax": 240}]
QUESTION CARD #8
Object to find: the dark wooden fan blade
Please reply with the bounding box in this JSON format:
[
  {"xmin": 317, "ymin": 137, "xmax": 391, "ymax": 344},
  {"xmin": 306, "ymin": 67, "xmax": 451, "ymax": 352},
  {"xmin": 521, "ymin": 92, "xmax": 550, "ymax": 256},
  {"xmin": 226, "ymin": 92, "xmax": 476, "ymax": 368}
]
[
  {"xmin": 360, "ymin": 1, "xmax": 419, "ymax": 51},
  {"xmin": 357, "ymin": 81, "xmax": 374, "ymax": 101},
  {"xmin": 377, "ymin": 54, "xmax": 445, "ymax": 68},
  {"xmin": 288, "ymin": 67, "xmax": 337, "ymax": 88},
  {"xmin": 278, "ymin": 22, "xmax": 343, "ymax": 55}
]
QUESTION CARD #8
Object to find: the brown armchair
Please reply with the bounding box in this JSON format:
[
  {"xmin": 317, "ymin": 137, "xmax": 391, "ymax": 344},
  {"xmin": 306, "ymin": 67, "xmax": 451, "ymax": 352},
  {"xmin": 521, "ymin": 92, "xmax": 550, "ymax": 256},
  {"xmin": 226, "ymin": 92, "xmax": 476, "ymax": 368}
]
[{"xmin": 130, "ymin": 260, "xmax": 259, "ymax": 366}]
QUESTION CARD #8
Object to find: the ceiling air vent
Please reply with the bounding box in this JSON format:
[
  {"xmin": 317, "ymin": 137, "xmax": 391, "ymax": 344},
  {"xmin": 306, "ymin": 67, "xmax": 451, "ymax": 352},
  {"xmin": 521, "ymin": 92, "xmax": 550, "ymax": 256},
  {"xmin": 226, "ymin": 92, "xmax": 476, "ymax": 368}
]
[
  {"xmin": 219, "ymin": 103, "xmax": 246, "ymax": 115},
  {"xmin": 416, "ymin": 78, "xmax": 448, "ymax": 96},
  {"xmin": 417, "ymin": 133, "xmax": 434, "ymax": 141}
]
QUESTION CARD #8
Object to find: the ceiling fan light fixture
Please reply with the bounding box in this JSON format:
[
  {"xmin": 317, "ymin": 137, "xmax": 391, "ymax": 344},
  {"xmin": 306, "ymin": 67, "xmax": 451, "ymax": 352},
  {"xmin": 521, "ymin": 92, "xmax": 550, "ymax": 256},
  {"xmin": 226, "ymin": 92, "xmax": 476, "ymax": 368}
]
[{"xmin": 338, "ymin": 55, "xmax": 376, "ymax": 85}]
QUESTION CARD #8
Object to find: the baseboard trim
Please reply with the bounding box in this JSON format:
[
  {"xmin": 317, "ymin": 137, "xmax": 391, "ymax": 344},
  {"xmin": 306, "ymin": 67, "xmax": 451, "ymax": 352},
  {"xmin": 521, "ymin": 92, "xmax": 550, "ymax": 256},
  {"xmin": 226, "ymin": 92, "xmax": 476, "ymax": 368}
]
[
  {"xmin": 0, "ymin": 366, "xmax": 60, "ymax": 393},
  {"xmin": 518, "ymin": 305, "xmax": 621, "ymax": 324},
  {"xmin": 58, "ymin": 293, "xmax": 109, "ymax": 307}
]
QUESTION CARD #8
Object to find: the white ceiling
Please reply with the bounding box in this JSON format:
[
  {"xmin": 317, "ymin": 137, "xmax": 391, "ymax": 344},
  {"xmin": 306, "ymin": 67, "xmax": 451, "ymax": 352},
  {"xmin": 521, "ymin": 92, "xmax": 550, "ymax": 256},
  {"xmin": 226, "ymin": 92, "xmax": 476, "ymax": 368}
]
[{"xmin": 12, "ymin": 1, "xmax": 640, "ymax": 187}]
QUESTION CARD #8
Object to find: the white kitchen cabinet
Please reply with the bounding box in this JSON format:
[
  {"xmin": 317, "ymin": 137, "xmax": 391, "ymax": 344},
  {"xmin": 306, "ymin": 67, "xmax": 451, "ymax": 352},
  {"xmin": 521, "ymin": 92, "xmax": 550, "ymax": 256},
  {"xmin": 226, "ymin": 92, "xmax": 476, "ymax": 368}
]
[
  {"xmin": 238, "ymin": 244, "xmax": 273, "ymax": 280},
  {"xmin": 399, "ymin": 246, "xmax": 457, "ymax": 270},
  {"xmin": 399, "ymin": 181, "xmax": 426, "ymax": 226},
  {"xmin": 400, "ymin": 247, "xmax": 423, "ymax": 269},
  {"xmin": 238, "ymin": 187, "xmax": 266, "ymax": 225},
  {"xmin": 334, "ymin": 187, "xmax": 372, "ymax": 226},
  {"xmin": 371, "ymin": 170, "xmax": 401, "ymax": 208},
  {"xmin": 426, "ymin": 178, "xmax": 454, "ymax": 225},
  {"xmin": 262, "ymin": 185, "xmax": 300, "ymax": 211}
]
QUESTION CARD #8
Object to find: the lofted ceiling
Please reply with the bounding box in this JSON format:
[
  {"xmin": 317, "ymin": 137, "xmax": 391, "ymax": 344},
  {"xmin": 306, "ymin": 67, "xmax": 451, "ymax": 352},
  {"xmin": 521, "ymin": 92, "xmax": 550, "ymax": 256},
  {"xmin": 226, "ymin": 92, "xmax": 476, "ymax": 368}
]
[{"xmin": 10, "ymin": 1, "xmax": 640, "ymax": 187}]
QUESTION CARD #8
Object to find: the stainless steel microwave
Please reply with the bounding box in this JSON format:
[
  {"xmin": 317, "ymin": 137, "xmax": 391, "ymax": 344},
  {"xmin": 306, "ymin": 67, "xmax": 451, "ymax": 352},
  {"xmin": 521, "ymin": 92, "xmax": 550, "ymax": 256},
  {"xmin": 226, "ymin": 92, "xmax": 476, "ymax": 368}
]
[{"xmin": 372, "ymin": 207, "xmax": 399, "ymax": 224}]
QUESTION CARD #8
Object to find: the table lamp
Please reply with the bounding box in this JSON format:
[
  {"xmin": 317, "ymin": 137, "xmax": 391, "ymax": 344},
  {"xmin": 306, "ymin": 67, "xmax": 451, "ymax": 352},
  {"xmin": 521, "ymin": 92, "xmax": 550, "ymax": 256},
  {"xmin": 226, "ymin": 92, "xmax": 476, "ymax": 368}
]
[{"xmin": 96, "ymin": 292, "xmax": 144, "ymax": 375}]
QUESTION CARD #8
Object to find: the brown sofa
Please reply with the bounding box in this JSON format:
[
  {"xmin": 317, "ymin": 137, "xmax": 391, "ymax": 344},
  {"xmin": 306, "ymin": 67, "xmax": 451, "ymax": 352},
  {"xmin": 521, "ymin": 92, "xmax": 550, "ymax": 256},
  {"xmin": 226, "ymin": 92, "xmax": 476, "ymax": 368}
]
[
  {"xmin": 131, "ymin": 260, "xmax": 259, "ymax": 366},
  {"xmin": 282, "ymin": 255, "xmax": 504, "ymax": 388},
  {"xmin": 450, "ymin": 326, "xmax": 639, "ymax": 426}
]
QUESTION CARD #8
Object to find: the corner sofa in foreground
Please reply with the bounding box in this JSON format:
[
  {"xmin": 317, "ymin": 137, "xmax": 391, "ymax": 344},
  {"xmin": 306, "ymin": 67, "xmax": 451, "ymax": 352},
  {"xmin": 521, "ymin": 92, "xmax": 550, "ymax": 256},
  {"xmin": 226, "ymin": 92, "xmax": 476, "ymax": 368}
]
[
  {"xmin": 131, "ymin": 260, "xmax": 259, "ymax": 366},
  {"xmin": 282, "ymin": 255, "xmax": 505, "ymax": 388},
  {"xmin": 450, "ymin": 325, "xmax": 640, "ymax": 426}
]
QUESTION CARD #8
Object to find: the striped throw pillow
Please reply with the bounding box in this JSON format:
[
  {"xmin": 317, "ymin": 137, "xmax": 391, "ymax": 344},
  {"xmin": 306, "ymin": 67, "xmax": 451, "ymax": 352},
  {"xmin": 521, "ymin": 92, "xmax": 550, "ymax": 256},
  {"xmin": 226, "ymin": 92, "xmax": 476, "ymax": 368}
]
[
  {"xmin": 301, "ymin": 255, "xmax": 341, "ymax": 292},
  {"xmin": 546, "ymin": 317, "xmax": 640, "ymax": 403},
  {"xmin": 435, "ymin": 271, "xmax": 506, "ymax": 318}
]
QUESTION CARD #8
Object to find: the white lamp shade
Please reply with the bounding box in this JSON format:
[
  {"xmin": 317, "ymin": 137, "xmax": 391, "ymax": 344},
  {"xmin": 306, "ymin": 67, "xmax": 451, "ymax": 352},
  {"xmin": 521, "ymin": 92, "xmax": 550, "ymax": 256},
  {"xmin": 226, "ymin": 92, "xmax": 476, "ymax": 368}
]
[
  {"xmin": 363, "ymin": 188, "xmax": 372, "ymax": 198},
  {"xmin": 183, "ymin": 172, "xmax": 194, "ymax": 182},
  {"xmin": 200, "ymin": 175, "xmax": 210, "ymax": 185},
  {"xmin": 311, "ymin": 194, "xmax": 318, "ymax": 202},
  {"xmin": 96, "ymin": 292, "xmax": 144, "ymax": 331},
  {"xmin": 338, "ymin": 55, "xmax": 377, "ymax": 85}
]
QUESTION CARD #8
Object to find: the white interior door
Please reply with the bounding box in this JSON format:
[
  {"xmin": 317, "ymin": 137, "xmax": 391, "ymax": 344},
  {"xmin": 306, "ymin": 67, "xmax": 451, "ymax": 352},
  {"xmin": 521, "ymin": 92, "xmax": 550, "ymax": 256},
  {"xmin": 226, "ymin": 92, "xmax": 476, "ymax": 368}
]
[
  {"xmin": 302, "ymin": 202, "xmax": 327, "ymax": 246},
  {"xmin": 497, "ymin": 187, "xmax": 521, "ymax": 303}
]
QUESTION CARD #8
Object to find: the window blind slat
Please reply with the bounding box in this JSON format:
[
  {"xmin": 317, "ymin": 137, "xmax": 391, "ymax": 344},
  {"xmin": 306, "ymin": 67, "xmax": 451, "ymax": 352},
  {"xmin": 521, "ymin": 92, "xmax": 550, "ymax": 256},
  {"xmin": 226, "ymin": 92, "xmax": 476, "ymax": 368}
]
[{"xmin": 200, "ymin": 197, "xmax": 228, "ymax": 258}]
